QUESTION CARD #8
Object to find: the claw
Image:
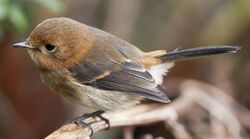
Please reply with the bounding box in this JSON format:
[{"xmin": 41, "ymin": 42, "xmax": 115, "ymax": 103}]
[{"xmin": 64, "ymin": 110, "xmax": 110, "ymax": 136}]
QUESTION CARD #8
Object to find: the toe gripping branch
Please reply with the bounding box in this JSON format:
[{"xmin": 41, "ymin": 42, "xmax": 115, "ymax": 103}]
[{"xmin": 68, "ymin": 110, "xmax": 110, "ymax": 136}]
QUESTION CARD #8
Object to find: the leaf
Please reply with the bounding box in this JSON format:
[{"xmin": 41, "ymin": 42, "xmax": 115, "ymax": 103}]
[
  {"xmin": 35, "ymin": 0, "xmax": 64, "ymax": 14},
  {"xmin": 8, "ymin": 4, "xmax": 29, "ymax": 34},
  {"xmin": 0, "ymin": 0, "xmax": 9, "ymax": 20}
]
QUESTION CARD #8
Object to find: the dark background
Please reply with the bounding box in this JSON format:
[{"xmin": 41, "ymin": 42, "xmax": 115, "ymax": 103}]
[{"xmin": 0, "ymin": 0, "xmax": 249, "ymax": 138}]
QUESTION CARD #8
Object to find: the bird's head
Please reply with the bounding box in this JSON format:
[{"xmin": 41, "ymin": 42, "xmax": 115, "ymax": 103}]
[{"xmin": 12, "ymin": 17, "xmax": 93, "ymax": 71}]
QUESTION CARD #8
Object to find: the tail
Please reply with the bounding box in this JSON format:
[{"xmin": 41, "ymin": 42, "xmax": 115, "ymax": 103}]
[{"xmin": 158, "ymin": 46, "xmax": 241, "ymax": 63}]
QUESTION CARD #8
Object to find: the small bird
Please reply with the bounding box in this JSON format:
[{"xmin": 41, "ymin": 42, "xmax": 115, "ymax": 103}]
[{"xmin": 12, "ymin": 17, "xmax": 240, "ymax": 111}]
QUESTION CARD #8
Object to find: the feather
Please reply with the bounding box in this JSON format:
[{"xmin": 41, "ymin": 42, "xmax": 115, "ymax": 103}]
[{"xmin": 69, "ymin": 60, "xmax": 170, "ymax": 103}]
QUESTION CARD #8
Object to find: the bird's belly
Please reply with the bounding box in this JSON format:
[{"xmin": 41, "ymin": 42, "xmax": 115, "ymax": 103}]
[
  {"xmin": 40, "ymin": 72, "xmax": 142, "ymax": 111},
  {"xmin": 74, "ymin": 83, "xmax": 142, "ymax": 111}
]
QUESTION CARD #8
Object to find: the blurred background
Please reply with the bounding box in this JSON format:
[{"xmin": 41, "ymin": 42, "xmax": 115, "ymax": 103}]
[{"xmin": 0, "ymin": 0, "xmax": 250, "ymax": 138}]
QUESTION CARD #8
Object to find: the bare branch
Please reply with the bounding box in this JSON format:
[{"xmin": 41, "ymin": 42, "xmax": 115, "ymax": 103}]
[
  {"xmin": 46, "ymin": 104, "xmax": 179, "ymax": 139},
  {"xmin": 45, "ymin": 80, "xmax": 249, "ymax": 139}
]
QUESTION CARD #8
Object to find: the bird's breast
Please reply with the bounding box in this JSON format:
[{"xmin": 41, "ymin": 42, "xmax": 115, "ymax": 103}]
[{"xmin": 40, "ymin": 69, "xmax": 83, "ymax": 101}]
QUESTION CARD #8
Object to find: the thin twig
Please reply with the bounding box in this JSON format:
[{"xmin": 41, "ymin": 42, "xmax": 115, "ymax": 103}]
[
  {"xmin": 45, "ymin": 80, "xmax": 249, "ymax": 139},
  {"xmin": 45, "ymin": 103, "xmax": 179, "ymax": 139}
]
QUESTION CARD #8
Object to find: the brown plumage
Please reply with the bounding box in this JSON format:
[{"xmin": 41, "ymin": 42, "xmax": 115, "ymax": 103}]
[{"xmin": 12, "ymin": 17, "xmax": 240, "ymax": 110}]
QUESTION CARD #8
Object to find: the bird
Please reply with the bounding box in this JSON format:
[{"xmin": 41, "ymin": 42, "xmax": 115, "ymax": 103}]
[{"xmin": 12, "ymin": 17, "xmax": 240, "ymax": 111}]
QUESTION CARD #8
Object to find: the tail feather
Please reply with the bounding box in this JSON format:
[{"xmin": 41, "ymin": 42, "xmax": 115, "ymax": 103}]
[{"xmin": 158, "ymin": 46, "xmax": 241, "ymax": 63}]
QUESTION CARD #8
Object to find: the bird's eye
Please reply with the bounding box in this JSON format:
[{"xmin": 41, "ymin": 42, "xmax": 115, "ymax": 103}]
[{"xmin": 45, "ymin": 44, "xmax": 56, "ymax": 52}]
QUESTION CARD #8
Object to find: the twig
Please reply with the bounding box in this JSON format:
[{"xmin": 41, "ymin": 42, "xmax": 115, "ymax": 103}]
[
  {"xmin": 45, "ymin": 103, "xmax": 179, "ymax": 139},
  {"xmin": 45, "ymin": 79, "xmax": 249, "ymax": 139}
]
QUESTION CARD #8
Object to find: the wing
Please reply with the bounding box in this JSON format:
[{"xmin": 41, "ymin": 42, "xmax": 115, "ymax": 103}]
[
  {"xmin": 68, "ymin": 34, "xmax": 170, "ymax": 103},
  {"xmin": 69, "ymin": 60, "xmax": 170, "ymax": 103}
]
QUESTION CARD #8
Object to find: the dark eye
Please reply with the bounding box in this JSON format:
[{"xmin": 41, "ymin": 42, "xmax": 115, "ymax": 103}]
[{"xmin": 45, "ymin": 44, "xmax": 56, "ymax": 51}]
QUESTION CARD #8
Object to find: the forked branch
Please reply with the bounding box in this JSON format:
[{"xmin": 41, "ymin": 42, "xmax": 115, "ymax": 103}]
[{"xmin": 46, "ymin": 80, "xmax": 248, "ymax": 139}]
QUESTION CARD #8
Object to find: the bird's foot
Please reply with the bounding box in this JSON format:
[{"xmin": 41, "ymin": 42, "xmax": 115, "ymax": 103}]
[{"xmin": 64, "ymin": 110, "xmax": 110, "ymax": 136}]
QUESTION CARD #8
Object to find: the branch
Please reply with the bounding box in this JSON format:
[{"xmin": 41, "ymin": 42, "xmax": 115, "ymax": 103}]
[
  {"xmin": 45, "ymin": 80, "xmax": 248, "ymax": 139},
  {"xmin": 45, "ymin": 103, "xmax": 181, "ymax": 139}
]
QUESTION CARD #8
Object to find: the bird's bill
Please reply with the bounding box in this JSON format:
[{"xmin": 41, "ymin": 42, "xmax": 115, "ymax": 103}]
[{"xmin": 12, "ymin": 41, "xmax": 34, "ymax": 49}]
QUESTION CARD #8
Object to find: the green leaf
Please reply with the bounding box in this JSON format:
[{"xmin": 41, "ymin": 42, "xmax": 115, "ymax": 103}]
[
  {"xmin": 0, "ymin": 0, "xmax": 9, "ymax": 20},
  {"xmin": 9, "ymin": 4, "xmax": 29, "ymax": 34},
  {"xmin": 35, "ymin": 0, "xmax": 64, "ymax": 14}
]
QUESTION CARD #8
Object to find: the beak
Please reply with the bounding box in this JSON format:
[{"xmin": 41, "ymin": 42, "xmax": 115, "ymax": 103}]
[{"xmin": 12, "ymin": 41, "xmax": 34, "ymax": 49}]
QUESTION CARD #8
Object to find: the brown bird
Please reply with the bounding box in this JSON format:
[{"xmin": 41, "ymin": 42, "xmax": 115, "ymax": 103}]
[{"xmin": 12, "ymin": 17, "xmax": 240, "ymax": 111}]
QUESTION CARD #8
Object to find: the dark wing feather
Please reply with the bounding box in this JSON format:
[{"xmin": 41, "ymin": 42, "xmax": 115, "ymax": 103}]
[{"xmin": 69, "ymin": 61, "xmax": 170, "ymax": 103}]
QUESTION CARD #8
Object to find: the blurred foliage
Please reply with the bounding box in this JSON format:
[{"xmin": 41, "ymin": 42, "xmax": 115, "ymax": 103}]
[
  {"xmin": 199, "ymin": 0, "xmax": 250, "ymax": 44},
  {"xmin": 0, "ymin": 0, "xmax": 64, "ymax": 41}
]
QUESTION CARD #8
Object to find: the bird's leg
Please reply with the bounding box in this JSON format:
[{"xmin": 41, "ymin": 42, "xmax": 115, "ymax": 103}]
[
  {"xmin": 77, "ymin": 110, "xmax": 110, "ymax": 129},
  {"xmin": 92, "ymin": 110, "xmax": 110, "ymax": 130},
  {"xmin": 64, "ymin": 110, "xmax": 110, "ymax": 136}
]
